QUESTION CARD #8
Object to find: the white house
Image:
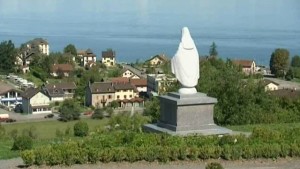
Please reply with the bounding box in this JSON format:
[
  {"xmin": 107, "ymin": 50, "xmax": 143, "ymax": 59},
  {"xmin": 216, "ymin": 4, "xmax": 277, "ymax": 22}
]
[
  {"xmin": 232, "ymin": 60, "xmax": 256, "ymax": 75},
  {"xmin": 43, "ymin": 82, "xmax": 76, "ymax": 102},
  {"xmin": 0, "ymin": 82, "xmax": 22, "ymax": 107},
  {"xmin": 77, "ymin": 49, "xmax": 97, "ymax": 67},
  {"xmin": 146, "ymin": 54, "xmax": 169, "ymax": 66},
  {"xmin": 263, "ymin": 79, "xmax": 279, "ymax": 91},
  {"xmin": 122, "ymin": 69, "xmax": 141, "ymax": 79},
  {"xmin": 22, "ymin": 88, "xmax": 51, "ymax": 114}
]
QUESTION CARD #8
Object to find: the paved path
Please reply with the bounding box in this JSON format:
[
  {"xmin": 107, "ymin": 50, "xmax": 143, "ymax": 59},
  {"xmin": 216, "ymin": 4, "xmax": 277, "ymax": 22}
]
[{"xmin": 2, "ymin": 157, "xmax": 300, "ymax": 169}]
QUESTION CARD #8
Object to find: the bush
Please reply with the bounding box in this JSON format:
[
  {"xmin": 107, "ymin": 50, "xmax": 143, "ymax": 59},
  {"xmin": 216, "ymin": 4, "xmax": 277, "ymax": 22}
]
[
  {"xmin": 74, "ymin": 121, "xmax": 89, "ymax": 137},
  {"xmin": 92, "ymin": 108, "xmax": 104, "ymax": 119},
  {"xmin": 206, "ymin": 162, "xmax": 224, "ymax": 169},
  {"xmin": 21, "ymin": 150, "xmax": 35, "ymax": 166},
  {"xmin": 11, "ymin": 135, "xmax": 33, "ymax": 151}
]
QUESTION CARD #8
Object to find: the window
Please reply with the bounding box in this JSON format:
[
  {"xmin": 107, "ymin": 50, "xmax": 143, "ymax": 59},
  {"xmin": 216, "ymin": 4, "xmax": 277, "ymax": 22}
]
[
  {"xmin": 124, "ymin": 90, "xmax": 127, "ymax": 92},
  {"xmin": 117, "ymin": 95, "xmax": 120, "ymax": 99},
  {"xmin": 124, "ymin": 95, "xmax": 127, "ymax": 99},
  {"xmin": 129, "ymin": 95, "xmax": 132, "ymax": 98},
  {"xmin": 108, "ymin": 95, "xmax": 112, "ymax": 99}
]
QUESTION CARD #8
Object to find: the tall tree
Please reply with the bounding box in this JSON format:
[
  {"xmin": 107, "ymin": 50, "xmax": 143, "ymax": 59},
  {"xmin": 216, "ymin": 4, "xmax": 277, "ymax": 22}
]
[
  {"xmin": 209, "ymin": 42, "xmax": 218, "ymax": 57},
  {"xmin": 269, "ymin": 48, "xmax": 289, "ymax": 78},
  {"xmin": 63, "ymin": 44, "xmax": 77, "ymax": 56},
  {"xmin": 0, "ymin": 40, "xmax": 17, "ymax": 73},
  {"xmin": 291, "ymin": 55, "xmax": 300, "ymax": 67}
]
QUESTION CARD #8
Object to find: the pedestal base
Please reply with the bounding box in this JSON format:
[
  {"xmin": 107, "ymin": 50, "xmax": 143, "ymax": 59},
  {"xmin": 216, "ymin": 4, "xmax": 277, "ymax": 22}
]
[{"xmin": 143, "ymin": 92, "xmax": 232, "ymax": 136}]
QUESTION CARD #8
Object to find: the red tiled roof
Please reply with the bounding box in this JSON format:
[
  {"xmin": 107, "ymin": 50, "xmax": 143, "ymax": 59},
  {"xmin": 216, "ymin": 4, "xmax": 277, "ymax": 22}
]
[
  {"xmin": 232, "ymin": 60, "xmax": 254, "ymax": 68},
  {"xmin": 111, "ymin": 77, "xmax": 130, "ymax": 84},
  {"xmin": 130, "ymin": 79, "xmax": 147, "ymax": 87},
  {"xmin": 51, "ymin": 64, "xmax": 74, "ymax": 73}
]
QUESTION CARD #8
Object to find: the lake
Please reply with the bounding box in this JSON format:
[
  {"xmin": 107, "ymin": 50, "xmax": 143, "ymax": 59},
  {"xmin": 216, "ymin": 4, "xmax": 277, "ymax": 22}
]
[{"xmin": 0, "ymin": 0, "xmax": 299, "ymax": 66}]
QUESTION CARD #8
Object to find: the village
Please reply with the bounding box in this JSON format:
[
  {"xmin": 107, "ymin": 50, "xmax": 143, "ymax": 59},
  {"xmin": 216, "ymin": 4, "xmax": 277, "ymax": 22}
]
[{"xmin": 0, "ymin": 37, "xmax": 299, "ymax": 123}]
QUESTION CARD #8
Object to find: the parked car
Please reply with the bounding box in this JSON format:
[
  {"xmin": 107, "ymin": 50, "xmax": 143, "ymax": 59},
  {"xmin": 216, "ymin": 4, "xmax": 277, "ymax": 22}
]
[
  {"xmin": 6, "ymin": 118, "xmax": 16, "ymax": 123},
  {"xmin": 44, "ymin": 114, "xmax": 54, "ymax": 118}
]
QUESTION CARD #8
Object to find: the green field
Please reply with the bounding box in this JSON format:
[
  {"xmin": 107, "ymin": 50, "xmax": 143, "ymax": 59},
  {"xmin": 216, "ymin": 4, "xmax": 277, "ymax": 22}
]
[{"xmin": 0, "ymin": 118, "xmax": 108, "ymax": 160}]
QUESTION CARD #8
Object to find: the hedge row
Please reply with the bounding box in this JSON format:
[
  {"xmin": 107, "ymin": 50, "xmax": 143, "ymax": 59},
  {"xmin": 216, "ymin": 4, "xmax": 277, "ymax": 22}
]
[{"xmin": 21, "ymin": 141, "xmax": 300, "ymax": 166}]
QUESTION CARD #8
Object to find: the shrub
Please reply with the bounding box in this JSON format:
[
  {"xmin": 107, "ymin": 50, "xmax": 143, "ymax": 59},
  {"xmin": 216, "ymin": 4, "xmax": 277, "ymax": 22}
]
[
  {"xmin": 11, "ymin": 135, "xmax": 33, "ymax": 151},
  {"xmin": 92, "ymin": 108, "xmax": 104, "ymax": 119},
  {"xmin": 206, "ymin": 162, "xmax": 224, "ymax": 169},
  {"xmin": 21, "ymin": 150, "xmax": 35, "ymax": 166},
  {"xmin": 22, "ymin": 126, "xmax": 38, "ymax": 139},
  {"xmin": 74, "ymin": 121, "xmax": 89, "ymax": 137},
  {"xmin": 222, "ymin": 145, "xmax": 242, "ymax": 160},
  {"xmin": 9, "ymin": 129, "xmax": 18, "ymax": 139}
]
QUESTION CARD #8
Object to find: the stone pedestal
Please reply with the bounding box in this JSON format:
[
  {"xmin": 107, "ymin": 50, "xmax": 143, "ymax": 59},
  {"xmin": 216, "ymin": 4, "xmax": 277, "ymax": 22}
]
[{"xmin": 144, "ymin": 92, "xmax": 232, "ymax": 136}]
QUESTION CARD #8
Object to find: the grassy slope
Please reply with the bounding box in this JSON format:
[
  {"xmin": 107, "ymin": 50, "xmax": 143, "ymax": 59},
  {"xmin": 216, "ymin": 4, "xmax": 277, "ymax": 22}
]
[
  {"xmin": 227, "ymin": 122, "xmax": 300, "ymax": 132},
  {"xmin": 0, "ymin": 118, "xmax": 108, "ymax": 160}
]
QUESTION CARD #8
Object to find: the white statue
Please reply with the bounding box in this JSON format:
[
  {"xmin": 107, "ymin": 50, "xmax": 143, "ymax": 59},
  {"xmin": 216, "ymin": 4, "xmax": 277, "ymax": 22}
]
[{"xmin": 171, "ymin": 27, "xmax": 199, "ymax": 94}]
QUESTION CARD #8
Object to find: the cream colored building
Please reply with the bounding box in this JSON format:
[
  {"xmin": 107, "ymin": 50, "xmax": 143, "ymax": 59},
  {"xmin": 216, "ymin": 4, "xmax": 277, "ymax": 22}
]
[
  {"xmin": 22, "ymin": 88, "xmax": 51, "ymax": 114},
  {"xmin": 232, "ymin": 60, "xmax": 256, "ymax": 75},
  {"xmin": 263, "ymin": 79, "xmax": 279, "ymax": 91},
  {"xmin": 147, "ymin": 54, "xmax": 169, "ymax": 66}
]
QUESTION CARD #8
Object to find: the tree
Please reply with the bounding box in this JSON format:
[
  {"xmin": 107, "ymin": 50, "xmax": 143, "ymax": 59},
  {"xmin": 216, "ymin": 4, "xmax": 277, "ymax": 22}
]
[
  {"xmin": 92, "ymin": 108, "xmax": 105, "ymax": 119},
  {"xmin": 269, "ymin": 48, "xmax": 289, "ymax": 77},
  {"xmin": 63, "ymin": 44, "xmax": 77, "ymax": 56},
  {"xmin": 209, "ymin": 42, "xmax": 218, "ymax": 57},
  {"xmin": 285, "ymin": 68, "xmax": 294, "ymax": 81},
  {"xmin": 143, "ymin": 97, "xmax": 160, "ymax": 123},
  {"xmin": 0, "ymin": 40, "xmax": 17, "ymax": 73},
  {"xmin": 59, "ymin": 99, "xmax": 81, "ymax": 121},
  {"xmin": 291, "ymin": 55, "xmax": 300, "ymax": 67}
]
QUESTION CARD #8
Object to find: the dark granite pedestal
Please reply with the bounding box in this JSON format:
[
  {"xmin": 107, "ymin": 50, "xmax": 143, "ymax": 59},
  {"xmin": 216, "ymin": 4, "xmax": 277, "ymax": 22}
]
[{"xmin": 143, "ymin": 92, "xmax": 232, "ymax": 136}]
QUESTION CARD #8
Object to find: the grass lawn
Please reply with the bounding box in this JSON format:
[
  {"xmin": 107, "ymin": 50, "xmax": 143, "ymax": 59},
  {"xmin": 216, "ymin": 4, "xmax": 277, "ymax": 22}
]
[
  {"xmin": 2, "ymin": 118, "xmax": 108, "ymax": 140},
  {"xmin": 0, "ymin": 118, "xmax": 108, "ymax": 160},
  {"xmin": 226, "ymin": 122, "xmax": 300, "ymax": 132}
]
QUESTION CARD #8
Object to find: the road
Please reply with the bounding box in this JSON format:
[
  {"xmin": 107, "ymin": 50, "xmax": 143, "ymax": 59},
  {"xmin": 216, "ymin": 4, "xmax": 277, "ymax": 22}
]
[{"xmin": 1, "ymin": 157, "xmax": 300, "ymax": 169}]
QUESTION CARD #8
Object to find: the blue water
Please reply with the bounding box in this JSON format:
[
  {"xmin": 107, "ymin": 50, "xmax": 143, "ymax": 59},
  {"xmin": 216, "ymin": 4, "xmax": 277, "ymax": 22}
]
[{"xmin": 0, "ymin": 0, "xmax": 299, "ymax": 66}]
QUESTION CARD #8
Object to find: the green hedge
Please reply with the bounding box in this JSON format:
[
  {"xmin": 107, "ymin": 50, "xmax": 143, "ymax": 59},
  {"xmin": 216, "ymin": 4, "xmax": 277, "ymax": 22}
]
[{"xmin": 21, "ymin": 127, "xmax": 300, "ymax": 166}]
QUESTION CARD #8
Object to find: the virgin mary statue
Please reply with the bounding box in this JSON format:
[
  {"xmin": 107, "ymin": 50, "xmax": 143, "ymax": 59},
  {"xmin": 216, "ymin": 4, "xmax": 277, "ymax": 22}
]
[{"xmin": 171, "ymin": 27, "xmax": 199, "ymax": 94}]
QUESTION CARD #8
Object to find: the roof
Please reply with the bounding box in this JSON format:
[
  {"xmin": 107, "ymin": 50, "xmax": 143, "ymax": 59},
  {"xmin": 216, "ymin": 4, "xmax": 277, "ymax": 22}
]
[
  {"xmin": 51, "ymin": 64, "xmax": 74, "ymax": 73},
  {"xmin": 77, "ymin": 49, "xmax": 96, "ymax": 58},
  {"xmin": 22, "ymin": 87, "xmax": 41, "ymax": 99},
  {"xmin": 113, "ymin": 83, "xmax": 135, "ymax": 90},
  {"xmin": 89, "ymin": 82, "xmax": 115, "ymax": 94},
  {"xmin": 27, "ymin": 38, "xmax": 48, "ymax": 45},
  {"xmin": 45, "ymin": 82, "xmax": 76, "ymax": 89},
  {"xmin": 102, "ymin": 49, "xmax": 115, "ymax": 59},
  {"xmin": 262, "ymin": 79, "xmax": 279, "ymax": 86},
  {"xmin": 111, "ymin": 77, "xmax": 130, "ymax": 84},
  {"xmin": 130, "ymin": 78, "xmax": 147, "ymax": 87},
  {"xmin": 0, "ymin": 82, "xmax": 18, "ymax": 95},
  {"xmin": 147, "ymin": 54, "xmax": 169, "ymax": 62},
  {"xmin": 232, "ymin": 60, "xmax": 254, "ymax": 68}
]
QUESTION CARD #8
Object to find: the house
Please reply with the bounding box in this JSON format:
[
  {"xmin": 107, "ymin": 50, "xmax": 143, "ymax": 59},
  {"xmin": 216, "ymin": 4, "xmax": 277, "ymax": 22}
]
[
  {"xmin": 0, "ymin": 82, "xmax": 22, "ymax": 107},
  {"xmin": 85, "ymin": 82, "xmax": 115, "ymax": 108},
  {"xmin": 130, "ymin": 78, "xmax": 147, "ymax": 93},
  {"xmin": 262, "ymin": 79, "xmax": 279, "ymax": 91},
  {"xmin": 77, "ymin": 49, "xmax": 97, "ymax": 67},
  {"xmin": 85, "ymin": 82, "xmax": 141, "ymax": 108},
  {"xmin": 50, "ymin": 64, "xmax": 74, "ymax": 77},
  {"xmin": 122, "ymin": 69, "xmax": 141, "ymax": 79},
  {"xmin": 16, "ymin": 38, "xmax": 49, "ymax": 71},
  {"xmin": 147, "ymin": 74, "xmax": 177, "ymax": 96},
  {"xmin": 26, "ymin": 38, "xmax": 49, "ymax": 56},
  {"xmin": 43, "ymin": 82, "xmax": 76, "ymax": 102},
  {"xmin": 22, "ymin": 88, "xmax": 51, "ymax": 114},
  {"xmin": 102, "ymin": 49, "xmax": 116, "ymax": 67},
  {"xmin": 232, "ymin": 60, "xmax": 256, "ymax": 75},
  {"xmin": 146, "ymin": 54, "xmax": 169, "ymax": 66}
]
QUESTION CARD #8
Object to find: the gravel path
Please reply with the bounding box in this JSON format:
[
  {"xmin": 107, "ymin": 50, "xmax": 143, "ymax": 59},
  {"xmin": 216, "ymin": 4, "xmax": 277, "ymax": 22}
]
[{"xmin": 2, "ymin": 157, "xmax": 300, "ymax": 169}]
